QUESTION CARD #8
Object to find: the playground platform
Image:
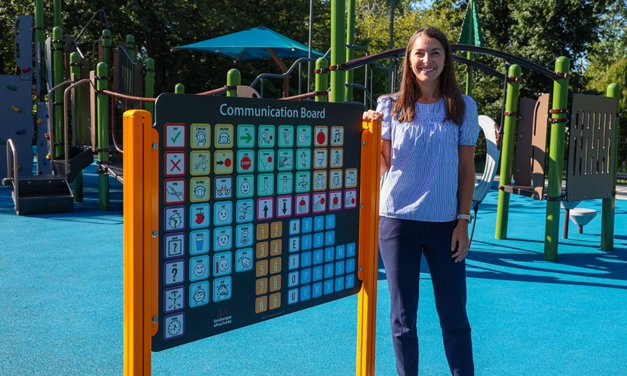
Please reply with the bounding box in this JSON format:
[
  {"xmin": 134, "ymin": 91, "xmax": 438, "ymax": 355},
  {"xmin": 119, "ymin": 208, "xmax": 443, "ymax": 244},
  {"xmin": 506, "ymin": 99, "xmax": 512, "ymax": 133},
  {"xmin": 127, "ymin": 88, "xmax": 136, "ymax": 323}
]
[{"xmin": 1, "ymin": 164, "xmax": 626, "ymax": 375}]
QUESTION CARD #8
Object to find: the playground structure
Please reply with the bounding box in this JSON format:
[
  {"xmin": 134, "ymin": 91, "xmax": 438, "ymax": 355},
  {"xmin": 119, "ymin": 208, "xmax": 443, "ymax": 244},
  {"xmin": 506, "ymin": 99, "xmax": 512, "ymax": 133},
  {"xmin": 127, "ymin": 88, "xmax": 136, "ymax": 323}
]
[
  {"xmin": 0, "ymin": 4, "xmax": 159, "ymax": 214},
  {"xmin": 0, "ymin": 1, "xmax": 621, "ymax": 252}
]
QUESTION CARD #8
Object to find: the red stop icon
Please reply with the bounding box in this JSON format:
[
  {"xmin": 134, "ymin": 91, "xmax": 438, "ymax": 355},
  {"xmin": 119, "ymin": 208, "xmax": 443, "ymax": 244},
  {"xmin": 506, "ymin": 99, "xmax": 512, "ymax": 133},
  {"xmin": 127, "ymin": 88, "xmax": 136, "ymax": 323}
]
[
  {"xmin": 225, "ymin": 158, "xmax": 232, "ymax": 167},
  {"xmin": 241, "ymin": 156, "xmax": 251, "ymax": 170},
  {"xmin": 333, "ymin": 196, "xmax": 339, "ymax": 205},
  {"xmin": 316, "ymin": 131, "xmax": 326, "ymax": 145}
]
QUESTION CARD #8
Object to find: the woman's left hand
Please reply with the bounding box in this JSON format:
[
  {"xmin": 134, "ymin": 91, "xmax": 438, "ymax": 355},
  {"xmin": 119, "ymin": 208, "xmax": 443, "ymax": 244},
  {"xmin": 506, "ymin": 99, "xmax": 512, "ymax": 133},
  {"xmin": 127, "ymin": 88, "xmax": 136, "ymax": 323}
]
[
  {"xmin": 451, "ymin": 220, "xmax": 470, "ymax": 263},
  {"xmin": 363, "ymin": 110, "xmax": 383, "ymax": 121}
]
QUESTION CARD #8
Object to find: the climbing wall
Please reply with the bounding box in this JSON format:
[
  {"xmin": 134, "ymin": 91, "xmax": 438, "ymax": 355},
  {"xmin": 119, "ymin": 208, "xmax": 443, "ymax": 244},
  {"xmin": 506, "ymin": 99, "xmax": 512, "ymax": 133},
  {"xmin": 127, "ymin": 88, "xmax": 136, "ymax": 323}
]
[{"xmin": 0, "ymin": 16, "xmax": 34, "ymax": 179}]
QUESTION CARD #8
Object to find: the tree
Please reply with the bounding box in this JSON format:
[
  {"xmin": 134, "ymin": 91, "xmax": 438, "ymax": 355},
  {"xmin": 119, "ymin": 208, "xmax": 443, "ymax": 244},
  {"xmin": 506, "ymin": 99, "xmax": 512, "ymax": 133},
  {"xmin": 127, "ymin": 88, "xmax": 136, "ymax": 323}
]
[
  {"xmin": 586, "ymin": 1, "xmax": 627, "ymax": 168},
  {"xmin": 1, "ymin": 0, "xmax": 332, "ymax": 97},
  {"xmin": 354, "ymin": 2, "xmax": 463, "ymax": 104},
  {"xmin": 0, "ymin": 0, "xmax": 35, "ymax": 76}
]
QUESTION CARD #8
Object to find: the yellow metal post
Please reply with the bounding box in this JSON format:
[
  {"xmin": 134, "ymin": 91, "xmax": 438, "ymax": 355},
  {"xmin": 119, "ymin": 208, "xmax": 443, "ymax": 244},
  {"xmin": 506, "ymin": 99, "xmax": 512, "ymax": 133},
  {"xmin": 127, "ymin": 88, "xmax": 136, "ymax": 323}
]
[
  {"xmin": 356, "ymin": 119, "xmax": 381, "ymax": 376},
  {"xmin": 124, "ymin": 109, "xmax": 159, "ymax": 376}
]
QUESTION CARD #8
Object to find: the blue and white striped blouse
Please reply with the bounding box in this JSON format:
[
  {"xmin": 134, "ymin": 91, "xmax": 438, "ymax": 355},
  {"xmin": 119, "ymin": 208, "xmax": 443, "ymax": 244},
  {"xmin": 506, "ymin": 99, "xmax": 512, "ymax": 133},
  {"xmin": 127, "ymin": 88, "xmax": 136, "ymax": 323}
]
[{"xmin": 377, "ymin": 94, "xmax": 480, "ymax": 222}]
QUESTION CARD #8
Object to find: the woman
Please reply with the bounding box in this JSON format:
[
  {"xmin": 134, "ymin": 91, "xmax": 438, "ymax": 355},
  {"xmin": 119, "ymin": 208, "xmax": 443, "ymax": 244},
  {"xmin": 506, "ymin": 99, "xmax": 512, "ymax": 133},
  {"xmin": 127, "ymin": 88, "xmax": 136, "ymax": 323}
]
[{"xmin": 363, "ymin": 26, "xmax": 479, "ymax": 376}]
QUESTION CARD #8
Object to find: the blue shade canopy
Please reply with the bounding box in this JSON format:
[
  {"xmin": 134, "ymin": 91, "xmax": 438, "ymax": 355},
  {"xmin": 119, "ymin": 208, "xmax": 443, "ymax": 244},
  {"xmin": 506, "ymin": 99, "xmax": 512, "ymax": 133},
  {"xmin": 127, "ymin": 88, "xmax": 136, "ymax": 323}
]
[{"xmin": 173, "ymin": 26, "xmax": 324, "ymax": 61}]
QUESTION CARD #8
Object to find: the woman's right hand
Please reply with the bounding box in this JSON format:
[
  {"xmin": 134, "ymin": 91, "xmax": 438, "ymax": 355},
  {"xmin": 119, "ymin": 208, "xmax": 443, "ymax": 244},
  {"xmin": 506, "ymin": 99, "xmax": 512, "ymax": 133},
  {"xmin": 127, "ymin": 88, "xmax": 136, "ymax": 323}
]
[{"xmin": 363, "ymin": 110, "xmax": 383, "ymax": 121}]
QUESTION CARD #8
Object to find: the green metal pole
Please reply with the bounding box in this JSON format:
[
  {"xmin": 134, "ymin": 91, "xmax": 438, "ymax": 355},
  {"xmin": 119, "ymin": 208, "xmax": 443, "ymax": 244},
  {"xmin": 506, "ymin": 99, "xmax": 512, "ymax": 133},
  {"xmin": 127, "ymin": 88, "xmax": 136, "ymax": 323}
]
[
  {"xmin": 70, "ymin": 52, "xmax": 83, "ymax": 202},
  {"xmin": 70, "ymin": 53, "xmax": 82, "ymax": 146},
  {"xmin": 97, "ymin": 63, "xmax": 109, "ymax": 211},
  {"xmin": 126, "ymin": 34, "xmax": 136, "ymax": 58},
  {"xmin": 53, "ymin": 0, "xmax": 62, "ymax": 28},
  {"xmin": 175, "ymin": 84, "xmax": 185, "ymax": 94},
  {"xmin": 98, "ymin": 29, "xmax": 111, "ymax": 211},
  {"xmin": 464, "ymin": 1, "xmax": 473, "ymax": 97},
  {"xmin": 465, "ymin": 52, "xmax": 474, "ymax": 96},
  {"xmin": 102, "ymin": 29, "xmax": 112, "ymax": 67},
  {"xmin": 144, "ymin": 58, "xmax": 155, "ymax": 118},
  {"xmin": 227, "ymin": 69, "xmax": 240, "ymax": 97},
  {"xmin": 344, "ymin": 0, "xmax": 356, "ymax": 102},
  {"xmin": 330, "ymin": 0, "xmax": 346, "ymax": 104},
  {"xmin": 543, "ymin": 57, "xmax": 570, "ymax": 261},
  {"xmin": 53, "ymin": 27, "xmax": 64, "ymax": 158},
  {"xmin": 601, "ymin": 83, "xmax": 620, "ymax": 250},
  {"xmin": 495, "ymin": 64, "xmax": 521, "ymax": 240},
  {"xmin": 34, "ymin": 0, "xmax": 45, "ymax": 174},
  {"xmin": 315, "ymin": 58, "xmax": 329, "ymax": 103}
]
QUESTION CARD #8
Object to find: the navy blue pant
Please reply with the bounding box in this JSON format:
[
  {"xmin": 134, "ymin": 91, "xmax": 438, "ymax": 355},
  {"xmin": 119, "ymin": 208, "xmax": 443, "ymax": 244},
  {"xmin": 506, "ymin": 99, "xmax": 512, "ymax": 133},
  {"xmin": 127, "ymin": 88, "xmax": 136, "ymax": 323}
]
[{"xmin": 379, "ymin": 217, "xmax": 474, "ymax": 376}]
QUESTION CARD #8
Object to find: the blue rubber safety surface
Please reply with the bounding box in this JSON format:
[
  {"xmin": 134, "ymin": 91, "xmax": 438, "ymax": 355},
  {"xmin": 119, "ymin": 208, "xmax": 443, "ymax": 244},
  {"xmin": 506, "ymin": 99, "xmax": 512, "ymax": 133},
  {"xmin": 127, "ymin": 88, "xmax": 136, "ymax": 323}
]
[{"xmin": 1, "ymin": 165, "xmax": 626, "ymax": 375}]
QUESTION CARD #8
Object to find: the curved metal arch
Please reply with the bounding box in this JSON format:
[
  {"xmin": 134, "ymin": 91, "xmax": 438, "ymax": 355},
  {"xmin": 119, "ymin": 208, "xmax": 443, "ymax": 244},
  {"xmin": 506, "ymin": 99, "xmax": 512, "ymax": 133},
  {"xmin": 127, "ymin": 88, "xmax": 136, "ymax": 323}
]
[
  {"xmin": 249, "ymin": 57, "xmax": 320, "ymax": 93},
  {"xmin": 451, "ymin": 44, "xmax": 560, "ymax": 80},
  {"xmin": 343, "ymin": 45, "xmax": 561, "ymax": 81}
]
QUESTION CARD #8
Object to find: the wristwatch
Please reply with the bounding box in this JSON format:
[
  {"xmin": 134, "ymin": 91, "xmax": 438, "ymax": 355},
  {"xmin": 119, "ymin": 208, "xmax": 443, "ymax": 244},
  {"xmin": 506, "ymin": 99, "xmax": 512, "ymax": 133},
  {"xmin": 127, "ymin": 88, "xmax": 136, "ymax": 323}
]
[{"xmin": 457, "ymin": 214, "xmax": 472, "ymax": 224}]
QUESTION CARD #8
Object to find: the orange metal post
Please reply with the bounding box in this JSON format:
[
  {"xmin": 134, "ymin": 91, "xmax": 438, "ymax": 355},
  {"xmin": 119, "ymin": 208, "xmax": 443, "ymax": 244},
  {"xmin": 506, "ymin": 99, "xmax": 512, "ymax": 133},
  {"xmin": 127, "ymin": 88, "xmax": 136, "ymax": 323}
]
[
  {"xmin": 356, "ymin": 120, "xmax": 382, "ymax": 376},
  {"xmin": 124, "ymin": 109, "xmax": 159, "ymax": 376}
]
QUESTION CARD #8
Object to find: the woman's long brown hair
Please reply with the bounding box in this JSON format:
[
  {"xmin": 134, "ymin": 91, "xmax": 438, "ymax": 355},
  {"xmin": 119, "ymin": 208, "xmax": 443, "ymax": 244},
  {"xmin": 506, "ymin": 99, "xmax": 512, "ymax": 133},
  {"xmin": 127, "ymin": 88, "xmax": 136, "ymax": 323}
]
[{"xmin": 390, "ymin": 26, "xmax": 465, "ymax": 125}]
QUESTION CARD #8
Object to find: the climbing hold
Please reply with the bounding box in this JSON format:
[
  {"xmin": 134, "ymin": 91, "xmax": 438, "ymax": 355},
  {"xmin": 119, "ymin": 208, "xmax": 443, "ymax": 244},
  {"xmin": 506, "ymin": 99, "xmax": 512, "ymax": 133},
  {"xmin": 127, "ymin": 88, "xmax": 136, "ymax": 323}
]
[
  {"xmin": 41, "ymin": 158, "xmax": 47, "ymax": 165},
  {"xmin": 11, "ymin": 106, "xmax": 21, "ymax": 113},
  {"xmin": 37, "ymin": 169, "xmax": 42, "ymax": 175},
  {"xmin": 44, "ymin": 112, "xmax": 48, "ymax": 118},
  {"xmin": 0, "ymin": 139, "xmax": 4, "ymax": 145},
  {"xmin": 46, "ymin": 154, "xmax": 51, "ymax": 160},
  {"xmin": 38, "ymin": 140, "xmax": 43, "ymax": 146},
  {"xmin": 21, "ymin": 67, "xmax": 31, "ymax": 73},
  {"xmin": 16, "ymin": 129, "xmax": 26, "ymax": 135},
  {"xmin": 37, "ymin": 119, "xmax": 43, "ymax": 125},
  {"xmin": 34, "ymin": 92, "xmax": 40, "ymax": 99},
  {"xmin": 44, "ymin": 133, "xmax": 50, "ymax": 140},
  {"xmin": 6, "ymin": 85, "xmax": 16, "ymax": 91}
]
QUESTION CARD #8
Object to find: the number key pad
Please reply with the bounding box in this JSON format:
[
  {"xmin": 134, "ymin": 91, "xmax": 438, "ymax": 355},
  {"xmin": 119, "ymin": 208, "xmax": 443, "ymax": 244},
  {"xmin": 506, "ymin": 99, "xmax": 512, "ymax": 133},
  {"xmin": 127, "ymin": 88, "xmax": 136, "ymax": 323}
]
[{"xmin": 253, "ymin": 214, "xmax": 358, "ymax": 313}]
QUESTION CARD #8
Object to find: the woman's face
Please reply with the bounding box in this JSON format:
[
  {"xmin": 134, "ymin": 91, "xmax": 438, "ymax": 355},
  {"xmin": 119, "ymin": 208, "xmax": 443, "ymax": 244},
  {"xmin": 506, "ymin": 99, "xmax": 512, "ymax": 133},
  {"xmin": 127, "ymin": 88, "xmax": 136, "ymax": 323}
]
[{"xmin": 409, "ymin": 35, "xmax": 446, "ymax": 85}]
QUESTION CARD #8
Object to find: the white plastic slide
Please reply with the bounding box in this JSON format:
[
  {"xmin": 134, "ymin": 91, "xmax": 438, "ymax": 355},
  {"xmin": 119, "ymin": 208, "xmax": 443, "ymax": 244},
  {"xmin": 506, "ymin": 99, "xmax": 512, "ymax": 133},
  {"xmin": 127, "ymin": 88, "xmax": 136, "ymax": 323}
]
[{"xmin": 473, "ymin": 115, "xmax": 500, "ymax": 203}]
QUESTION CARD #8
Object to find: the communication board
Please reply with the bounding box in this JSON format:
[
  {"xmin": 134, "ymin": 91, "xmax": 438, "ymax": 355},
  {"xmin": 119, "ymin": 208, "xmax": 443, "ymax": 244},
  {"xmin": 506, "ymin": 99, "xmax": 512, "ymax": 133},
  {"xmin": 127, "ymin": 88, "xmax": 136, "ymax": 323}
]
[{"xmin": 152, "ymin": 94, "xmax": 364, "ymax": 351}]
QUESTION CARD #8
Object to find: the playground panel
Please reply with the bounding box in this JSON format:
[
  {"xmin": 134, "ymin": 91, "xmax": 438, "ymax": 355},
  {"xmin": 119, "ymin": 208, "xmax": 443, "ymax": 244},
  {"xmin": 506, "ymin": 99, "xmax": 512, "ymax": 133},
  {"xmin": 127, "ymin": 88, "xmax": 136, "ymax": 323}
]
[
  {"xmin": 565, "ymin": 94, "xmax": 618, "ymax": 202},
  {"xmin": 152, "ymin": 95, "xmax": 363, "ymax": 351}
]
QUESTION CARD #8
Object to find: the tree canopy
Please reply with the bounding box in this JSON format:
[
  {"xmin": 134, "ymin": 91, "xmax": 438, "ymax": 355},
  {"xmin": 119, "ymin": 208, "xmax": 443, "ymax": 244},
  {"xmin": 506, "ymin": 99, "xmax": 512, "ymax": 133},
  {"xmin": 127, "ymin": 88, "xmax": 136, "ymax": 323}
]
[{"xmin": 1, "ymin": 0, "xmax": 332, "ymax": 96}]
